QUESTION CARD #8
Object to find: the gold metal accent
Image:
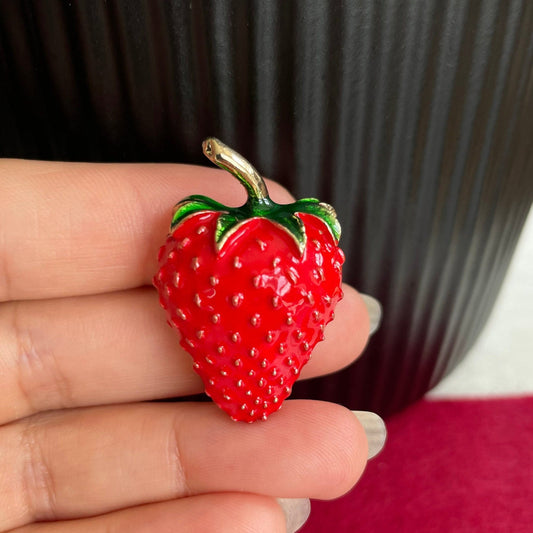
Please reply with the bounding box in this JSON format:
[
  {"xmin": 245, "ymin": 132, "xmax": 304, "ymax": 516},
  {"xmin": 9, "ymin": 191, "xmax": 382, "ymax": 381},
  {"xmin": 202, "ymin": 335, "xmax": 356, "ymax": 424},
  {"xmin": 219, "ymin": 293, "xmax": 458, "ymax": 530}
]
[{"xmin": 202, "ymin": 137, "xmax": 269, "ymax": 200}]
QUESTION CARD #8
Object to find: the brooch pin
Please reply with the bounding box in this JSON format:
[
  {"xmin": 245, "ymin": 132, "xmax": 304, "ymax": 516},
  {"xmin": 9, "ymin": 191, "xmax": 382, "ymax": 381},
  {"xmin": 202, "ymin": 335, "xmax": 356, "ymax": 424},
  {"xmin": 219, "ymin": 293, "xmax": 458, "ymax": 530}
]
[{"xmin": 154, "ymin": 138, "xmax": 344, "ymax": 422}]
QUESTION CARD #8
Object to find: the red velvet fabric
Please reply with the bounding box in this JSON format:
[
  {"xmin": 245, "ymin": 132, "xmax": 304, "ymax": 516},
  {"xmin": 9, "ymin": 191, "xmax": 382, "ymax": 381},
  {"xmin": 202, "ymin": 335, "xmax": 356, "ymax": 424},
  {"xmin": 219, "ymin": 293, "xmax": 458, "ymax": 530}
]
[{"xmin": 302, "ymin": 397, "xmax": 533, "ymax": 533}]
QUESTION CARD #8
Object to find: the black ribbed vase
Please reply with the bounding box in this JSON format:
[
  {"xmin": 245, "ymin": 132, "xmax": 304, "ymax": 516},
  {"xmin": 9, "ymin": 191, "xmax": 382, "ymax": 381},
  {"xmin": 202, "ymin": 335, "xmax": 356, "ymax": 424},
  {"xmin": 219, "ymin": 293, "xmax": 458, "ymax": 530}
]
[{"xmin": 1, "ymin": 0, "xmax": 532, "ymax": 416}]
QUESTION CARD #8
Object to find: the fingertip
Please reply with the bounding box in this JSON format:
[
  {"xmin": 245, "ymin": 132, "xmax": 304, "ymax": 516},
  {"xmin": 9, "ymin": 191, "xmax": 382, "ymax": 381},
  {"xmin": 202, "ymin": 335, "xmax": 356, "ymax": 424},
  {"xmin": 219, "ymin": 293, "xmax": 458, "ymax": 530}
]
[
  {"xmin": 310, "ymin": 402, "xmax": 369, "ymax": 499},
  {"xmin": 271, "ymin": 401, "xmax": 368, "ymax": 500}
]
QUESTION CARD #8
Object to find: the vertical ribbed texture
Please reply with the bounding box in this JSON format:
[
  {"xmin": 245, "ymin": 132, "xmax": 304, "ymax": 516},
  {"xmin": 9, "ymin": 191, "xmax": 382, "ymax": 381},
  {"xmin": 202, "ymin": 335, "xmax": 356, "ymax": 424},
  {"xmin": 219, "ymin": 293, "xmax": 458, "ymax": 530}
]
[{"xmin": 1, "ymin": 0, "xmax": 532, "ymax": 415}]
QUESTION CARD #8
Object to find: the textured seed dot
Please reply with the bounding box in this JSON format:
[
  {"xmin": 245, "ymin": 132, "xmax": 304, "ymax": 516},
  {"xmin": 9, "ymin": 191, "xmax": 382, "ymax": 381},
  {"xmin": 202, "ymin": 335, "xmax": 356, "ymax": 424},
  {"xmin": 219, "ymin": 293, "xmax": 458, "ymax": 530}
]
[
  {"xmin": 263, "ymin": 401, "xmax": 268, "ymax": 409},
  {"xmin": 196, "ymin": 330, "xmax": 205, "ymax": 339},
  {"xmin": 272, "ymin": 257, "xmax": 281, "ymax": 268},
  {"xmin": 248, "ymin": 369, "xmax": 255, "ymax": 376},
  {"xmin": 177, "ymin": 309, "xmax": 187, "ymax": 321},
  {"xmin": 241, "ymin": 403, "xmax": 247, "ymax": 410},
  {"xmin": 272, "ymin": 296, "xmax": 280, "ymax": 308},
  {"xmin": 185, "ymin": 338, "xmax": 195, "ymax": 348},
  {"xmin": 234, "ymin": 358, "xmax": 242, "ymax": 367},
  {"xmin": 231, "ymin": 293, "xmax": 243, "ymax": 307},
  {"xmin": 286, "ymin": 315, "xmax": 294, "ymax": 325},
  {"xmin": 312, "ymin": 310, "xmax": 320, "ymax": 321},
  {"xmin": 267, "ymin": 386, "xmax": 273, "ymax": 395},
  {"xmin": 193, "ymin": 362, "xmax": 200, "ymax": 369},
  {"xmin": 178, "ymin": 237, "xmax": 191, "ymax": 249},
  {"xmin": 278, "ymin": 344, "xmax": 285, "ymax": 354},
  {"xmin": 334, "ymin": 261, "xmax": 341, "ymax": 271},
  {"xmin": 209, "ymin": 379, "xmax": 215, "ymax": 386},
  {"xmin": 273, "ymin": 396, "xmax": 279, "ymax": 404},
  {"xmin": 287, "ymin": 268, "xmax": 299, "ymax": 284},
  {"xmin": 286, "ymin": 357, "xmax": 294, "ymax": 366},
  {"xmin": 284, "ymin": 386, "xmax": 291, "ymax": 394},
  {"xmin": 196, "ymin": 225, "xmax": 207, "ymax": 234},
  {"xmin": 279, "ymin": 377, "xmax": 285, "ymax": 385},
  {"xmin": 258, "ymin": 378, "xmax": 266, "ymax": 387},
  {"xmin": 250, "ymin": 313, "xmax": 261, "ymax": 327},
  {"xmin": 262, "ymin": 413, "xmax": 268, "ymax": 421},
  {"xmin": 261, "ymin": 359, "xmax": 268, "ymax": 368},
  {"xmin": 249, "ymin": 347, "xmax": 258, "ymax": 358},
  {"xmin": 302, "ymin": 341, "xmax": 310, "ymax": 351},
  {"xmin": 224, "ymin": 394, "xmax": 231, "ymax": 400},
  {"xmin": 173, "ymin": 272, "xmax": 181, "ymax": 287},
  {"xmin": 237, "ymin": 379, "xmax": 244, "ymax": 388},
  {"xmin": 313, "ymin": 239, "xmax": 321, "ymax": 250},
  {"xmin": 246, "ymin": 390, "xmax": 252, "ymax": 396},
  {"xmin": 209, "ymin": 276, "xmax": 219, "ymax": 286},
  {"xmin": 220, "ymin": 370, "xmax": 228, "ymax": 376},
  {"xmin": 205, "ymin": 356, "xmax": 213, "ymax": 364},
  {"xmin": 266, "ymin": 331, "xmax": 274, "ymax": 343},
  {"xmin": 307, "ymin": 292, "xmax": 315, "ymax": 305},
  {"xmin": 191, "ymin": 257, "xmax": 200, "ymax": 270},
  {"xmin": 165, "ymin": 285, "xmax": 172, "ymax": 297},
  {"xmin": 255, "ymin": 397, "xmax": 261, "ymax": 405},
  {"xmin": 292, "ymin": 367, "xmax": 299, "ymax": 375},
  {"xmin": 231, "ymin": 332, "xmax": 241, "ymax": 343},
  {"xmin": 256, "ymin": 239, "xmax": 267, "ymax": 251},
  {"xmin": 194, "ymin": 294, "xmax": 202, "ymax": 307},
  {"xmin": 217, "ymin": 345, "xmax": 225, "ymax": 354},
  {"xmin": 252, "ymin": 275, "xmax": 261, "ymax": 288},
  {"xmin": 271, "ymin": 368, "xmax": 278, "ymax": 377},
  {"xmin": 249, "ymin": 410, "xmax": 255, "ymax": 416},
  {"xmin": 323, "ymin": 294, "xmax": 332, "ymax": 305},
  {"xmin": 295, "ymin": 330, "xmax": 304, "ymax": 340},
  {"xmin": 211, "ymin": 314, "xmax": 220, "ymax": 324}
]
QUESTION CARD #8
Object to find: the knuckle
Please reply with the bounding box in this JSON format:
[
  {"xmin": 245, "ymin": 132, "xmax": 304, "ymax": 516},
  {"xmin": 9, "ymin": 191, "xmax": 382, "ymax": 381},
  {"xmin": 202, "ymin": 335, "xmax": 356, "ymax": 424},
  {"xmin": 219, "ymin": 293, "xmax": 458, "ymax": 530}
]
[
  {"xmin": 168, "ymin": 413, "xmax": 191, "ymax": 497},
  {"xmin": 20, "ymin": 417, "xmax": 58, "ymax": 520},
  {"xmin": 11, "ymin": 302, "xmax": 73, "ymax": 414}
]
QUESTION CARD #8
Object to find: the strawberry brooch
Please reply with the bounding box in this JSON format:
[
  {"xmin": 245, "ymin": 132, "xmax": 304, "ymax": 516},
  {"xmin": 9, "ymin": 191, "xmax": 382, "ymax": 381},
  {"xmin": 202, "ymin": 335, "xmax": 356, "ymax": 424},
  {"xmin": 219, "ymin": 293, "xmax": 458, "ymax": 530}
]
[{"xmin": 154, "ymin": 138, "xmax": 344, "ymax": 422}]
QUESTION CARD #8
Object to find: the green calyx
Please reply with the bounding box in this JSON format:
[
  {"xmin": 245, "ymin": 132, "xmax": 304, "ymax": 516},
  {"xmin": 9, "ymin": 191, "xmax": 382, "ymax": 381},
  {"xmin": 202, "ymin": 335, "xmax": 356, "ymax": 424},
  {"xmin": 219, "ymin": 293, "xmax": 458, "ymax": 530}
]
[{"xmin": 170, "ymin": 138, "xmax": 341, "ymax": 254}]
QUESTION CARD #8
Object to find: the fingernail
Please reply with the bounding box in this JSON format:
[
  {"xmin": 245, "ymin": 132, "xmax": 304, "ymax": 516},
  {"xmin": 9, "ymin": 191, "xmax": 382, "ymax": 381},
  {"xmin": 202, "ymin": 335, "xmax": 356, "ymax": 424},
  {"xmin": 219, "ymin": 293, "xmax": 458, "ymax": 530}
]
[
  {"xmin": 277, "ymin": 498, "xmax": 311, "ymax": 533},
  {"xmin": 360, "ymin": 294, "xmax": 383, "ymax": 335},
  {"xmin": 352, "ymin": 411, "xmax": 387, "ymax": 459}
]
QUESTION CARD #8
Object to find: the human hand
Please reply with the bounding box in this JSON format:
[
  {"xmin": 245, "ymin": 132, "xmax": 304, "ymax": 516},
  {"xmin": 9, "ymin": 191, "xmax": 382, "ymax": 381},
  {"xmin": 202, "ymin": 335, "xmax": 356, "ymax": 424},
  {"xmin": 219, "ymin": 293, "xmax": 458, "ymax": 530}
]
[{"xmin": 0, "ymin": 160, "xmax": 383, "ymax": 532}]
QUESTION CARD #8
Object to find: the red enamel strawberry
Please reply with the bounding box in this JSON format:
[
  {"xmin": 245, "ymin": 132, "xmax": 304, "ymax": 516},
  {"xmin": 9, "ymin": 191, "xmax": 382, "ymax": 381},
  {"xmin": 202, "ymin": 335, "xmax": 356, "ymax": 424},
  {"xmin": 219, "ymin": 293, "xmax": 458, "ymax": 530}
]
[{"xmin": 153, "ymin": 138, "xmax": 344, "ymax": 422}]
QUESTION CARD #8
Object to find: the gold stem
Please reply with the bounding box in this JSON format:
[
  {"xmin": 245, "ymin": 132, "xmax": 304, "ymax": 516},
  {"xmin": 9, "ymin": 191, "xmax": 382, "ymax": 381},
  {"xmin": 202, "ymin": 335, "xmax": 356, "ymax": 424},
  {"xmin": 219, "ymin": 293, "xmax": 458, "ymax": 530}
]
[{"xmin": 202, "ymin": 137, "xmax": 269, "ymax": 201}]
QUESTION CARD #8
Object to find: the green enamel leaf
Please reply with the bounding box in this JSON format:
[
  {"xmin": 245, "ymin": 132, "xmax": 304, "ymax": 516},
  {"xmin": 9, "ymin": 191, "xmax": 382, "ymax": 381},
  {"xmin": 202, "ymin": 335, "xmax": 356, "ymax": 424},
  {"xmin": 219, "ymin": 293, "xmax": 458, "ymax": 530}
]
[
  {"xmin": 171, "ymin": 195, "xmax": 229, "ymax": 230},
  {"xmin": 278, "ymin": 214, "xmax": 307, "ymax": 253},
  {"xmin": 215, "ymin": 213, "xmax": 240, "ymax": 247},
  {"xmin": 169, "ymin": 194, "xmax": 341, "ymax": 255},
  {"xmin": 291, "ymin": 198, "xmax": 342, "ymax": 242}
]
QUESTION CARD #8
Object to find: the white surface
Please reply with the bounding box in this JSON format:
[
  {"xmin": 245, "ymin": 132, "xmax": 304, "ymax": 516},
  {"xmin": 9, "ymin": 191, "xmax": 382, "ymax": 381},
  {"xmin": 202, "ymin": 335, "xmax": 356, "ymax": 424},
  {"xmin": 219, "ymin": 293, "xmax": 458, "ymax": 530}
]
[{"xmin": 428, "ymin": 208, "xmax": 533, "ymax": 398}]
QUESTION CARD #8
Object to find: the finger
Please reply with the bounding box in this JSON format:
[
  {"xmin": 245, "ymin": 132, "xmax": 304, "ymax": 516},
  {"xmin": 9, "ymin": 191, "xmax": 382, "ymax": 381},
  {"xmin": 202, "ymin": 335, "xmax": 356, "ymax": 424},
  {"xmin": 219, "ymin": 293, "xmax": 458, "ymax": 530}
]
[
  {"xmin": 9, "ymin": 494, "xmax": 286, "ymax": 533},
  {"xmin": 0, "ymin": 159, "xmax": 294, "ymax": 302},
  {"xmin": 2, "ymin": 401, "xmax": 367, "ymax": 530},
  {"xmin": 0, "ymin": 284, "xmax": 368, "ymax": 424}
]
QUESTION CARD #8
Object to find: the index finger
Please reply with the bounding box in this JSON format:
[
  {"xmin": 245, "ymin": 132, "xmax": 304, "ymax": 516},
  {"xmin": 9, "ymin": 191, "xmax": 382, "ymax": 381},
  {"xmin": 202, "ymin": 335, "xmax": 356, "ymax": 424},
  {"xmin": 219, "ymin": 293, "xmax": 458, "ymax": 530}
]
[{"xmin": 0, "ymin": 159, "xmax": 293, "ymax": 301}]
